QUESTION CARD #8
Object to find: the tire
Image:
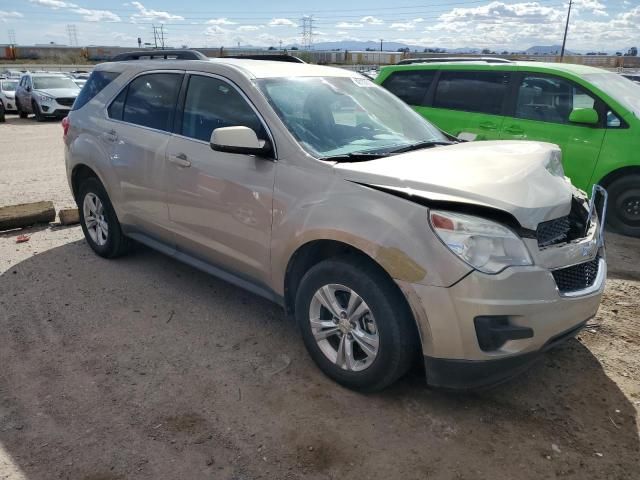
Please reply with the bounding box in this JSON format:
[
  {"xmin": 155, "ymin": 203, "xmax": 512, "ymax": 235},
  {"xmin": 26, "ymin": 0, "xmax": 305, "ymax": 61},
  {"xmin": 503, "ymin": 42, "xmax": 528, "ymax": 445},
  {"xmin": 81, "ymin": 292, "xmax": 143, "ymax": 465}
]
[
  {"xmin": 295, "ymin": 256, "xmax": 418, "ymax": 392},
  {"xmin": 78, "ymin": 177, "xmax": 130, "ymax": 258},
  {"xmin": 32, "ymin": 100, "xmax": 45, "ymax": 122},
  {"xmin": 605, "ymin": 174, "xmax": 640, "ymax": 237},
  {"xmin": 16, "ymin": 99, "xmax": 28, "ymax": 118},
  {"xmin": 0, "ymin": 102, "xmax": 5, "ymax": 123}
]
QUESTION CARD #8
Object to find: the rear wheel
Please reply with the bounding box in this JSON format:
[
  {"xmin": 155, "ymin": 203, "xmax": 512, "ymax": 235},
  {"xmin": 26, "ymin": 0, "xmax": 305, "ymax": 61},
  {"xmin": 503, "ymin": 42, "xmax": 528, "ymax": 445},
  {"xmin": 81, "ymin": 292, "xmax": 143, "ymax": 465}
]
[
  {"xmin": 16, "ymin": 99, "xmax": 28, "ymax": 118},
  {"xmin": 32, "ymin": 100, "xmax": 45, "ymax": 122},
  {"xmin": 0, "ymin": 102, "xmax": 5, "ymax": 123},
  {"xmin": 78, "ymin": 177, "xmax": 130, "ymax": 258},
  {"xmin": 295, "ymin": 256, "xmax": 418, "ymax": 392},
  {"xmin": 606, "ymin": 174, "xmax": 640, "ymax": 237}
]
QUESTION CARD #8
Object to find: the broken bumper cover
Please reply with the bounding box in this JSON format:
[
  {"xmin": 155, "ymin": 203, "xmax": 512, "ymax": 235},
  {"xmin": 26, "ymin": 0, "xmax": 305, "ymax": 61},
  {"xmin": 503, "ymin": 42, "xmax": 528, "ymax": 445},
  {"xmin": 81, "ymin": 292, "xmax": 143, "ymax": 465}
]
[{"xmin": 398, "ymin": 254, "xmax": 606, "ymax": 390}]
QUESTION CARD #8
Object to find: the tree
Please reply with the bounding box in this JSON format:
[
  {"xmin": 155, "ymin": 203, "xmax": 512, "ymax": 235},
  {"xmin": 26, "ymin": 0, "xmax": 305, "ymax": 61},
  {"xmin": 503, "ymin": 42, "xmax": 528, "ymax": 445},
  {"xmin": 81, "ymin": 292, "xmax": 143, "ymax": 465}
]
[
  {"xmin": 268, "ymin": 46, "xmax": 276, "ymax": 50},
  {"xmin": 626, "ymin": 46, "xmax": 638, "ymax": 56},
  {"xmin": 290, "ymin": 46, "xmax": 299, "ymax": 50}
]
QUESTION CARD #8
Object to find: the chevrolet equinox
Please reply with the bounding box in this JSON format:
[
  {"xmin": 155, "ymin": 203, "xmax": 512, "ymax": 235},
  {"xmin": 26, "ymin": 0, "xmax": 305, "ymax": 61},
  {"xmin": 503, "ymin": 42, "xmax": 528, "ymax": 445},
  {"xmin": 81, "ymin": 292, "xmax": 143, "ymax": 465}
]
[{"xmin": 64, "ymin": 51, "xmax": 607, "ymax": 391}]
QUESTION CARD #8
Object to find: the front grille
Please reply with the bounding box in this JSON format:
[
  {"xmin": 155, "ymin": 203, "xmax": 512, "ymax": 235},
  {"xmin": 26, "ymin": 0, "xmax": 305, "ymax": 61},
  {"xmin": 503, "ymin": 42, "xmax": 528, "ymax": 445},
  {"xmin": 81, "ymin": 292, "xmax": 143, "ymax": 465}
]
[
  {"xmin": 552, "ymin": 256, "xmax": 600, "ymax": 294},
  {"xmin": 536, "ymin": 197, "xmax": 590, "ymax": 248},
  {"xmin": 56, "ymin": 97, "xmax": 75, "ymax": 107},
  {"xmin": 537, "ymin": 216, "xmax": 570, "ymax": 247}
]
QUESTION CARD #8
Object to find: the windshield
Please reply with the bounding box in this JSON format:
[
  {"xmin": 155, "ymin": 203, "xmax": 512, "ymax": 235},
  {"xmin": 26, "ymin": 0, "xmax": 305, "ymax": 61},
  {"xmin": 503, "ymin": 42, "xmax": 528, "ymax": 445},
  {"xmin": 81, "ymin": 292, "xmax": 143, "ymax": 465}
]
[
  {"xmin": 257, "ymin": 76, "xmax": 447, "ymax": 158},
  {"xmin": 1, "ymin": 80, "xmax": 17, "ymax": 91},
  {"xmin": 33, "ymin": 76, "xmax": 79, "ymax": 90},
  {"xmin": 583, "ymin": 72, "xmax": 640, "ymax": 117}
]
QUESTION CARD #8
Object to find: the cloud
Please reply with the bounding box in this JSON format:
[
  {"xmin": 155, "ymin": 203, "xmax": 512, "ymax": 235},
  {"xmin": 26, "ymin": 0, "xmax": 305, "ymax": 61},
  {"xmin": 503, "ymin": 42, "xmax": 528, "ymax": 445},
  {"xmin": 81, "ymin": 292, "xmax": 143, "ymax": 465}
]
[
  {"xmin": 28, "ymin": 0, "xmax": 73, "ymax": 8},
  {"xmin": 207, "ymin": 18, "xmax": 237, "ymax": 25},
  {"xmin": 336, "ymin": 22, "xmax": 363, "ymax": 29},
  {"xmin": 268, "ymin": 18, "xmax": 297, "ymax": 27},
  {"xmin": 0, "ymin": 10, "xmax": 24, "ymax": 21},
  {"xmin": 360, "ymin": 16, "xmax": 384, "ymax": 25},
  {"xmin": 390, "ymin": 22, "xmax": 416, "ymax": 31},
  {"xmin": 130, "ymin": 1, "xmax": 183, "ymax": 22},
  {"xmin": 72, "ymin": 8, "xmax": 121, "ymax": 22},
  {"xmin": 573, "ymin": 0, "xmax": 607, "ymax": 17},
  {"xmin": 236, "ymin": 25, "xmax": 260, "ymax": 32}
]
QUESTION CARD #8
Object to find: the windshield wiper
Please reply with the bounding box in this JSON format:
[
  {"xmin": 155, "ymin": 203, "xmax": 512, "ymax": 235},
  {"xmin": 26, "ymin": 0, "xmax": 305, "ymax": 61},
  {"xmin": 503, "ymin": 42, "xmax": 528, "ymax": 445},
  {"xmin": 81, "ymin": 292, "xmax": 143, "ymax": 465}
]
[
  {"xmin": 387, "ymin": 140, "xmax": 454, "ymax": 154},
  {"xmin": 319, "ymin": 152, "xmax": 391, "ymax": 162}
]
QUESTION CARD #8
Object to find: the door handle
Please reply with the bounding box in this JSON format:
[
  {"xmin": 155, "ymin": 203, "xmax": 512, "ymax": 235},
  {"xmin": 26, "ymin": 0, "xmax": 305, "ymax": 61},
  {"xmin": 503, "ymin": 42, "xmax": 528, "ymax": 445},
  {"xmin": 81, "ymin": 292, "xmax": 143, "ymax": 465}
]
[
  {"xmin": 479, "ymin": 122, "xmax": 497, "ymax": 130},
  {"xmin": 102, "ymin": 129, "xmax": 118, "ymax": 142},
  {"xmin": 168, "ymin": 153, "xmax": 191, "ymax": 168},
  {"xmin": 504, "ymin": 125, "xmax": 525, "ymax": 135}
]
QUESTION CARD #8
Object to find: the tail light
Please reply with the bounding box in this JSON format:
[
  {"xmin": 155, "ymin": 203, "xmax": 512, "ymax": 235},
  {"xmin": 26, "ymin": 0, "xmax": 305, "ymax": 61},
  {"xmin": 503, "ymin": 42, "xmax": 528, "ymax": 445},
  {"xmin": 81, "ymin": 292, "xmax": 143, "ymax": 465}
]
[{"xmin": 62, "ymin": 116, "xmax": 70, "ymax": 138}]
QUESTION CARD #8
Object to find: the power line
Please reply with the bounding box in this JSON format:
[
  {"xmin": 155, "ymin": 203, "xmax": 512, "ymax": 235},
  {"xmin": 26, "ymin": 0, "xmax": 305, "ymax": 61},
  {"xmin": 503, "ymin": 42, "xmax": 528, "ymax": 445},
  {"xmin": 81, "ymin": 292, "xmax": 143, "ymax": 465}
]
[
  {"xmin": 152, "ymin": 24, "xmax": 167, "ymax": 49},
  {"xmin": 8, "ymin": 29, "xmax": 16, "ymax": 45}
]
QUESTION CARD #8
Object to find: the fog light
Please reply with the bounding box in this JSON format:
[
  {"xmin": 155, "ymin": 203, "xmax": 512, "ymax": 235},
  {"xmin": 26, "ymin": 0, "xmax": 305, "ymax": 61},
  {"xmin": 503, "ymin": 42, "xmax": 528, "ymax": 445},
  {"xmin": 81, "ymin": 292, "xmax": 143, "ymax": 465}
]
[
  {"xmin": 41, "ymin": 105, "xmax": 49, "ymax": 112},
  {"xmin": 474, "ymin": 316, "xmax": 533, "ymax": 351}
]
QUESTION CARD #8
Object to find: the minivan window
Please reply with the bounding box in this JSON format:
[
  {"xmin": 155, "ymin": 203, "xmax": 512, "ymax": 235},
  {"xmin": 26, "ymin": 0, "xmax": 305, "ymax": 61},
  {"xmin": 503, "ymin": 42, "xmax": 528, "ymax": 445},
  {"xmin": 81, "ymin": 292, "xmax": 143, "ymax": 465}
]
[
  {"xmin": 515, "ymin": 75, "xmax": 596, "ymax": 125},
  {"xmin": 381, "ymin": 70, "xmax": 436, "ymax": 106},
  {"xmin": 182, "ymin": 75, "xmax": 266, "ymax": 142},
  {"xmin": 122, "ymin": 73, "xmax": 182, "ymax": 132},
  {"xmin": 434, "ymin": 71, "xmax": 508, "ymax": 115},
  {"xmin": 72, "ymin": 70, "xmax": 120, "ymax": 111}
]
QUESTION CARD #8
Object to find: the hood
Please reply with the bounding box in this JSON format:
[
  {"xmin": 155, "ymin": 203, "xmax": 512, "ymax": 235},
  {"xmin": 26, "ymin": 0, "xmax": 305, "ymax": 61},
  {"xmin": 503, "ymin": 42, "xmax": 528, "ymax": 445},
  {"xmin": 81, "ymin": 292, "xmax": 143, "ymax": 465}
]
[
  {"xmin": 334, "ymin": 141, "xmax": 572, "ymax": 230},
  {"xmin": 34, "ymin": 88, "xmax": 79, "ymax": 98}
]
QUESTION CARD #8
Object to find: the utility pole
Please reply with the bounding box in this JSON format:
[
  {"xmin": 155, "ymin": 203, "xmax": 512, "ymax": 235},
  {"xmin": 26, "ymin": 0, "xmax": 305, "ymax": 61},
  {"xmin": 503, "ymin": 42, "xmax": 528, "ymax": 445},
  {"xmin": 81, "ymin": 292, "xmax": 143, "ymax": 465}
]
[
  {"xmin": 8, "ymin": 29, "xmax": 16, "ymax": 45},
  {"xmin": 66, "ymin": 24, "xmax": 78, "ymax": 47},
  {"xmin": 300, "ymin": 15, "xmax": 315, "ymax": 50},
  {"xmin": 560, "ymin": 0, "xmax": 572, "ymax": 61},
  {"xmin": 380, "ymin": 39, "xmax": 383, "ymax": 51}
]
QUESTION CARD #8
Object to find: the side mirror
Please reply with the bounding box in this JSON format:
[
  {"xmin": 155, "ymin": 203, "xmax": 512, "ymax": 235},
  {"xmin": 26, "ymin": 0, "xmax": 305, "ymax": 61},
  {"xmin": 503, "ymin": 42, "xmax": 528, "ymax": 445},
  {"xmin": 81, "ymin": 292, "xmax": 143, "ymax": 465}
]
[
  {"xmin": 569, "ymin": 108, "xmax": 599, "ymax": 125},
  {"xmin": 26, "ymin": 86, "xmax": 31, "ymax": 92},
  {"xmin": 210, "ymin": 126, "xmax": 271, "ymax": 157}
]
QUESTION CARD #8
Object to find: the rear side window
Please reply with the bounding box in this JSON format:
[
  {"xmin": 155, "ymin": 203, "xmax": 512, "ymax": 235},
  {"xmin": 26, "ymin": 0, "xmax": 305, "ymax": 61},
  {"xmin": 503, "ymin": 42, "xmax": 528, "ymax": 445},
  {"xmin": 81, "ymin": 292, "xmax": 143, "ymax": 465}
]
[
  {"xmin": 72, "ymin": 70, "xmax": 120, "ymax": 111},
  {"xmin": 181, "ymin": 75, "xmax": 266, "ymax": 142},
  {"xmin": 118, "ymin": 73, "xmax": 182, "ymax": 132},
  {"xmin": 381, "ymin": 70, "xmax": 435, "ymax": 106},
  {"xmin": 434, "ymin": 71, "xmax": 508, "ymax": 115}
]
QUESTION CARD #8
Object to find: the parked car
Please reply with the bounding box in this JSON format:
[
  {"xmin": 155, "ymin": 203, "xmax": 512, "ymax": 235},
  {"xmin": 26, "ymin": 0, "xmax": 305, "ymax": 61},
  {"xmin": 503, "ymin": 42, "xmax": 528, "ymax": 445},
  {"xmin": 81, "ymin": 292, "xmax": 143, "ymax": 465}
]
[
  {"xmin": 0, "ymin": 78, "xmax": 18, "ymax": 113},
  {"xmin": 64, "ymin": 52, "xmax": 606, "ymax": 391},
  {"xmin": 377, "ymin": 60, "xmax": 640, "ymax": 237},
  {"xmin": 622, "ymin": 73, "xmax": 640, "ymax": 85},
  {"xmin": 15, "ymin": 72, "xmax": 80, "ymax": 121}
]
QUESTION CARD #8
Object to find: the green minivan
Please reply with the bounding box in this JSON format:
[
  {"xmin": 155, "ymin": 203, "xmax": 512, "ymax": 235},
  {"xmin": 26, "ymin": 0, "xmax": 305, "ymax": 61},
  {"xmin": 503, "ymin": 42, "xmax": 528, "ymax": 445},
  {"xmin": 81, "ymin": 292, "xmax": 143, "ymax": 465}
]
[{"xmin": 376, "ymin": 61, "xmax": 640, "ymax": 236}]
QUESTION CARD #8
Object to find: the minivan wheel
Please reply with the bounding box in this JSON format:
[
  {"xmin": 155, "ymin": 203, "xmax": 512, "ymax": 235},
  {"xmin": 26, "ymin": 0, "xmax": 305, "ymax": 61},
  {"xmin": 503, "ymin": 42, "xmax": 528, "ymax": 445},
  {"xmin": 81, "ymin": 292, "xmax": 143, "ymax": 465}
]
[
  {"xmin": 295, "ymin": 256, "xmax": 418, "ymax": 392},
  {"xmin": 606, "ymin": 175, "xmax": 640, "ymax": 237},
  {"xmin": 16, "ymin": 99, "xmax": 28, "ymax": 119},
  {"xmin": 78, "ymin": 177, "xmax": 129, "ymax": 258},
  {"xmin": 32, "ymin": 101, "xmax": 45, "ymax": 122}
]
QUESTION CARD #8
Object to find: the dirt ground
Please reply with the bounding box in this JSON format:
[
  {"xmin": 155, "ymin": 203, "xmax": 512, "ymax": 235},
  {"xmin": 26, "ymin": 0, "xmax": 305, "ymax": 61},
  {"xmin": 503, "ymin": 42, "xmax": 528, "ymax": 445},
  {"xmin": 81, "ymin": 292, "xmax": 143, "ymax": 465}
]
[{"xmin": 1, "ymin": 116, "xmax": 639, "ymax": 480}]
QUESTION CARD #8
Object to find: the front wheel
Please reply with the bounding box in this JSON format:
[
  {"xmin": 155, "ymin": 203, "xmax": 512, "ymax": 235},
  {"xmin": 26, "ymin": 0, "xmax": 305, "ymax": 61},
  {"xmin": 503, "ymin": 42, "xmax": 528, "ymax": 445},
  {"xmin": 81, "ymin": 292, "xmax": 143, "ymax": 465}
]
[
  {"xmin": 606, "ymin": 174, "xmax": 640, "ymax": 237},
  {"xmin": 295, "ymin": 256, "xmax": 418, "ymax": 392},
  {"xmin": 32, "ymin": 101, "xmax": 45, "ymax": 122},
  {"xmin": 78, "ymin": 177, "xmax": 130, "ymax": 258}
]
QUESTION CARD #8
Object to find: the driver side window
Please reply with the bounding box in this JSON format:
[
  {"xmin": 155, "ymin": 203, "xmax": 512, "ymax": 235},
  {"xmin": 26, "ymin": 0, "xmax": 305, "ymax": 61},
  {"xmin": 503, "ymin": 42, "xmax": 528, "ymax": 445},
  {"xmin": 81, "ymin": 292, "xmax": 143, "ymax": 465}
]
[
  {"xmin": 181, "ymin": 75, "xmax": 266, "ymax": 143},
  {"xmin": 515, "ymin": 75, "xmax": 596, "ymax": 125}
]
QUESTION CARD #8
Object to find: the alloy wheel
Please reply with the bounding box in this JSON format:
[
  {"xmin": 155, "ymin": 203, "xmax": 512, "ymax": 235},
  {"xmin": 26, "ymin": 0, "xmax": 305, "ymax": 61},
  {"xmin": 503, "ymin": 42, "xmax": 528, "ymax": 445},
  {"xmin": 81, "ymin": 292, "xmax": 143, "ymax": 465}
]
[
  {"xmin": 308, "ymin": 284, "xmax": 379, "ymax": 372},
  {"xmin": 83, "ymin": 192, "xmax": 109, "ymax": 246}
]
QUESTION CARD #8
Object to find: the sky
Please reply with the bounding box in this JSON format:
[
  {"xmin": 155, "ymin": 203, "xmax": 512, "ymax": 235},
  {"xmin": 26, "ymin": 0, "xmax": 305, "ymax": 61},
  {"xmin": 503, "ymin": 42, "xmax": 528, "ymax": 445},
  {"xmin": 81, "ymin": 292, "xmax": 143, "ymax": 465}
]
[{"xmin": 0, "ymin": 0, "xmax": 639, "ymax": 52}]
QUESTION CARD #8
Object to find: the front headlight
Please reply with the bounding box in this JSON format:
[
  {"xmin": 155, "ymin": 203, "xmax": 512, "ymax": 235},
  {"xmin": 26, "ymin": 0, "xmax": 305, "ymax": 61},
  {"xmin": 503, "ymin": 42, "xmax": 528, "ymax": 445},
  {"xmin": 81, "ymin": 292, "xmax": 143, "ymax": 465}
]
[
  {"xmin": 429, "ymin": 210, "xmax": 533, "ymax": 274},
  {"xmin": 545, "ymin": 150, "xmax": 565, "ymax": 178},
  {"xmin": 37, "ymin": 94, "xmax": 54, "ymax": 103}
]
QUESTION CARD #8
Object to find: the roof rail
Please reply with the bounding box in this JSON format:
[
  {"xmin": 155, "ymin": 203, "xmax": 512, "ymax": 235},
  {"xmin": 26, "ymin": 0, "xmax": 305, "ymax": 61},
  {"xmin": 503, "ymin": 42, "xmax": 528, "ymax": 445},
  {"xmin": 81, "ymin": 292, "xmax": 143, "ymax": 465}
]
[
  {"xmin": 222, "ymin": 54, "xmax": 306, "ymax": 63},
  {"xmin": 396, "ymin": 57, "xmax": 513, "ymax": 65},
  {"xmin": 110, "ymin": 49, "xmax": 208, "ymax": 62}
]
